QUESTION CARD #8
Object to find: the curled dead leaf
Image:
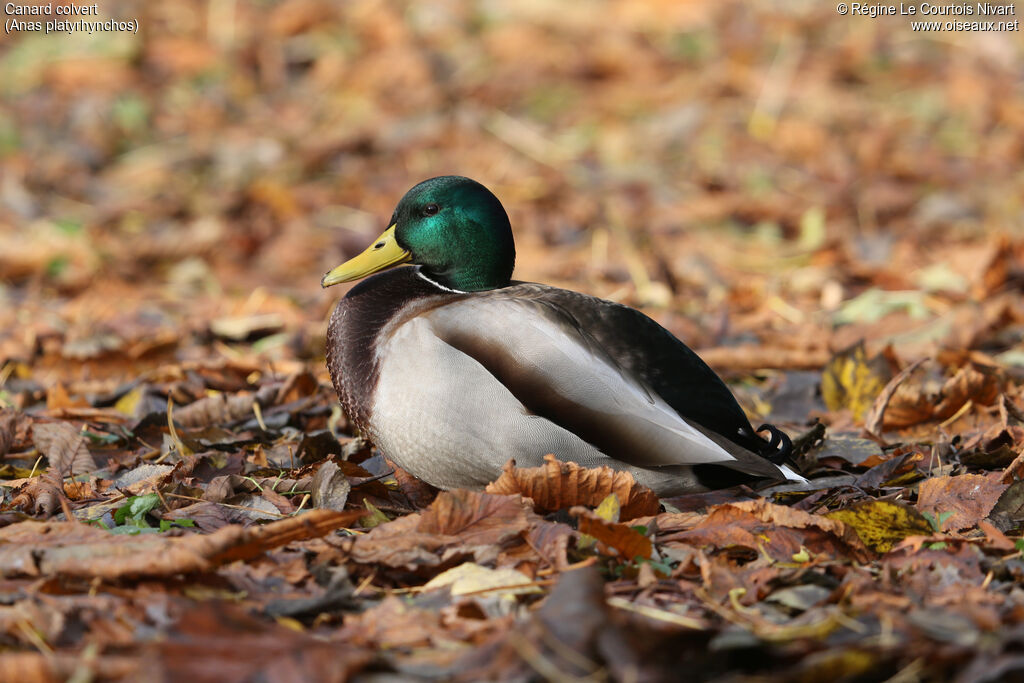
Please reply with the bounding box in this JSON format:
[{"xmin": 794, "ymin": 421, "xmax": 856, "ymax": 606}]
[
  {"xmin": 885, "ymin": 362, "xmax": 1003, "ymax": 429},
  {"xmin": 863, "ymin": 358, "xmax": 925, "ymax": 440},
  {"xmin": 10, "ymin": 472, "xmax": 65, "ymax": 517},
  {"xmin": 485, "ymin": 454, "xmax": 660, "ymax": 520},
  {"xmin": 310, "ymin": 461, "xmax": 351, "ymax": 512}
]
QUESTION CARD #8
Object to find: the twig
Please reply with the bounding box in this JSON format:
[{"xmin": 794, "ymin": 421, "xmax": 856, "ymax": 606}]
[{"xmin": 606, "ymin": 597, "xmax": 704, "ymax": 630}]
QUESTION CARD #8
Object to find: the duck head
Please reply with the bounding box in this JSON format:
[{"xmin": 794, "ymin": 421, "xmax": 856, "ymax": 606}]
[{"xmin": 321, "ymin": 176, "xmax": 516, "ymax": 292}]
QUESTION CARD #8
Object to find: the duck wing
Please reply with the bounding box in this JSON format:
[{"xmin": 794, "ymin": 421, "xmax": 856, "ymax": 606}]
[{"xmin": 423, "ymin": 284, "xmax": 787, "ymax": 481}]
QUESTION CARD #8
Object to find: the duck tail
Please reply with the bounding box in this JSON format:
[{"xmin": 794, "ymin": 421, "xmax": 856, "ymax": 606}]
[{"xmin": 755, "ymin": 423, "xmax": 793, "ymax": 464}]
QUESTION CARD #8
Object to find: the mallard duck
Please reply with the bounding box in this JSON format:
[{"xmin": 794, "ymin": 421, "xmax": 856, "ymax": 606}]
[{"xmin": 321, "ymin": 176, "xmax": 804, "ymax": 496}]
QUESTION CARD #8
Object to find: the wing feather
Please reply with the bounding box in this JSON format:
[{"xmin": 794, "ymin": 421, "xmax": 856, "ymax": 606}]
[{"xmin": 424, "ymin": 293, "xmax": 784, "ymax": 480}]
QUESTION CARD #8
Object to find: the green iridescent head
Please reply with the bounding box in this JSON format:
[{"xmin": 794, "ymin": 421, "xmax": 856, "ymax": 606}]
[{"xmin": 321, "ymin": 176, "xmax": 516, "ymax": 292}]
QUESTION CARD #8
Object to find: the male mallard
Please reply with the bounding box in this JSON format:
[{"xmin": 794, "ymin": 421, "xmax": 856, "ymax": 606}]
[{"xmin": 322, "ymin": 176, "xmax": 804, "ymax": 496}]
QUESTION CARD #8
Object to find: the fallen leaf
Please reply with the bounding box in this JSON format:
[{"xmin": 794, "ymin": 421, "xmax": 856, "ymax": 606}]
[
  {"xmin": 423, "ymin": 562, "xmax": 541, "ymax": 596},
  {"xmin": 886, "ymin": 362, "xmax": 1003, "ymax": 429},
  {"xmin": 456, "ymin": 566, "xmax": 645, "ymax": 681},
  {"xmin": 826, "ymin": 500, "xmax": 933, "ymax": 553},
  {"xmin": 417, "ymin": 490, "xmax": 537, "ymax": 546},
  {"xmin": 340, "ymin": 596, "xmax": 444, "ymax": 650},
  {"xmin": 988, "ymin": 480, "xmax": 1024, "ymax": 529},
  {"xmin": 484, "ymin": 454, "xmax": 660, "ymax": 520},
  {"xmin": 571, "ymin": 506, "xmax": 653, "ymax": 560},
  {"xmin": 863, "ymin": 358, "xmax": 925, "ymax": 439},
  {"xmin": 9, "ymin": 473, "xmax": 65, "ymax": 517},
  {"xmin": 310, "ymin": 461, "xmax": 351, "ymax": 512},
  {"xmin": 977, "ymin": 519, "xmax": 1015, "ymax": 551},
  {"xmin": 174, "ymin": 385, "xmax": 277, "ymax": 428},
  {"xmin": 0, "ymin": 509, "xmax": 361, "ymax": 579},
  {"xmin": 666, "ymin": 498, "xmax": 870, "ymax": 562},
  {"xmin": 209, "ymin": 314, "xmax": 284, "ymax": 341},
  {"xmin": 0, "ymin": 410, "xmax": 17, "ymax": 457},
  {"xmin": 45, "ymin": 383, "xmax": 89, "ymax": 411},
  {"xmin": 31, "ymin": 423, "xmax": 97, "ymax": 476},
  {"xmin": 821, "ymin": 341, "xmax": 894, "ymax": 421},
  {"xmin": 855, "ymin": 450, "xmax": 924, "ymax": 489},
  {"xmin": 153, "ymin": 602, "xmax": 371, "ymax": 682},
  {"xmin": 917, "ymin": 473, "xmax": 1008, "ymax": 532},
  {"xmin": 347, "ymin": 491, "xmax": 541, "ymax": 570}
]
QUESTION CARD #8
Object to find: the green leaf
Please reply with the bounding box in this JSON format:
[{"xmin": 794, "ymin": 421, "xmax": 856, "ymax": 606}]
[
  {"xmin": 113, "ymin": 493, "xmax": 161, "ymax": 526},
  {"xmin": 159, "ymin": 518, "xmax": 195, "ymax": 532},
  {"xmin": 922, "ymin": 510, "xmax": 954, "ymax": 533}
]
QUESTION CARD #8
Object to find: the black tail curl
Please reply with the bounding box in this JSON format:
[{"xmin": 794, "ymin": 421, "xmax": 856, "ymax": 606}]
[{"xmin": 756, "ymin": 423, "xmax": 793, "ymax": 464}]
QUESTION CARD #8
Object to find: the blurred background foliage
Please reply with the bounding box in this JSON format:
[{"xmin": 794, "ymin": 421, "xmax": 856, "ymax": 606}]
[{"xmin": 1, "ymin": 0, "xmax": 1022, "ymax": 388}]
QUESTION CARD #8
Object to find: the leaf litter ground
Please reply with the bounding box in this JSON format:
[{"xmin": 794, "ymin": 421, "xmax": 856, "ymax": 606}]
[{"xmin": 2, "ymin": 0, "xmax": 1024, "ymax": 681}]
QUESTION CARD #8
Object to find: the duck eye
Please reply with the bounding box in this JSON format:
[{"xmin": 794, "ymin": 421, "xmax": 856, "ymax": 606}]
[{"xmin": 423, "ymin": 204, "xmax": 440, "ymax": 216}]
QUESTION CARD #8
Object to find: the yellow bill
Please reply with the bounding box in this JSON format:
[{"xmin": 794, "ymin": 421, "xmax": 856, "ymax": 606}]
[{"xmin": 321, "ymin": 225, "xmax": 412, "ymax": 287}]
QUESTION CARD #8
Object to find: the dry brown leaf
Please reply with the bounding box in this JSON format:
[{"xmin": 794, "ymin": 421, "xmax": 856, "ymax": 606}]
[
  {"xmin": 347, "ymin": 491, "xmax": 543, "ymax": 570},
  {"xmin": 152, "ymin": 602, "xmax": 371, "ymax": 682},
  {"xmin": 856, "ymin": 450, "xmax": 924, "ymax": 489},
  {"xmin": 571, "ymin": 506, "xmax": 653, "ymax": 560},
  {"xmin": 485, "ymin": 455, "xmax": 660, "ymax": 520},
  {"xmin": 454, "ymin": 566, "xmax": 639, "ymax": 680},
  {"xmin": 0, "ymin": 410, "xmax": 16, "ymax": 458},
  {"xmin": 391, "ymin": 463, "xmax": 439, "ymax": 509},
  {"xmin": 978, "ymin": 520, "xmax": 1015, "ymax": 551},
  {"xmin": 863, "ymin": 358, "xmax": 926, "ymax": 440},
  {"xmin": 917, "ymin": 473, "xmax": 1008, "ymax": 532},
  {"xmin": 45, "ymin": 383, "xmax": 89, "ymax": 411},
  {"xmin": 31, "ymin": 422, "xmax": 97, "ymax": 477},
  {"xmin": 666, "ymin": 498, "xmax": 871, "ymax": 562},
  {"xmin": 340, "ymin": 597, "xmax": 442, "ymax": 650},
  {"xmin": 345, "ymin": 514, "xmax": 442, "ymax": 569},
  {"xmin": 885, "ymin": 363, "xmax": 1003, "ymax": 429},
  {"xmin": 0, "ymin": 652, "xmax": 137, "ymax": 683},
  {"xmin": 975, "ymin": 234, "xmax": 1013, "ymax": 298},
  {"xmin": 174, "ymin": 385, "xmax": 277, "ymax": 428},
  {"xmin": 0, "ymin": 508, "xmax": 361, "ymax": 579},
  {"xmin": 1000, "ymin": 450, "xmax": 1024, "ymax": 484},
  {"xmin": 10, "ymin": 472, "xmax": 66, "ymax": 517},
  {"xmin": 310, "ymin": 461, "xmax": 351, "ymax": 512},
  {"xmin": 417, "ymin": 490, "xmax": 537, "ymax": 546}
]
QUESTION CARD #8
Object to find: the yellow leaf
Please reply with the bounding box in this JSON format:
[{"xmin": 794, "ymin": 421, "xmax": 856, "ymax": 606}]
[
  {"xmin": 359, "ymin": 500, "xmax": 389, "ymax": 528},
  {"xmin": 821, "ymin": 341, "xmax": 892, "ymax": 420},
  {"xmin": 595, "ymin": 492, "xmax": 621, "ymax": 523},
  {"xmin": 826, "ymin": 500, "xmax": 932, "ymax": 553},
  {"xmin": 578, "ymin": 492, "xmax": 622, "ymax": 550},
  {"xmin": 114, "ymin": 386, "xmax": 144, "ymax": 416},
  {"xmin": 275, "ymin": 617, "xmax": 305, "ymax": 632}
]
